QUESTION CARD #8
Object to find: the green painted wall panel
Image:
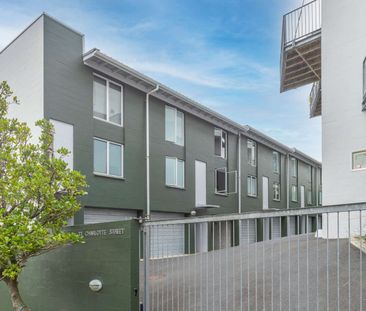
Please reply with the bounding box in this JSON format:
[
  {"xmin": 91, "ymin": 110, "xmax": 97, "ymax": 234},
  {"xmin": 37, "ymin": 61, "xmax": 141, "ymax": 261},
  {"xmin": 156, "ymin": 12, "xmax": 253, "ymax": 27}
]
[{"xmin": 0, "ymin": 221, "xmax": 139, "ymax": 311}]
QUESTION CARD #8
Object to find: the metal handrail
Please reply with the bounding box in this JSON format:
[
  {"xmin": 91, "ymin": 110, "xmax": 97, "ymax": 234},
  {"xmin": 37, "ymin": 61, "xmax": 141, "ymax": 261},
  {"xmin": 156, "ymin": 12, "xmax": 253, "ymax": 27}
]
[{"xmin": 282, "ymin": 0, "xmax": 321, "ymax": 47}]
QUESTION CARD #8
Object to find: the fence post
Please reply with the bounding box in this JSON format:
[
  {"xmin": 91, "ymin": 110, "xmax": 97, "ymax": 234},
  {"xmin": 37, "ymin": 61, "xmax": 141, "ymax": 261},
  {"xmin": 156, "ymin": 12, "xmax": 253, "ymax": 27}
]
[{"xmin": 143, "ymin": 225, "xmax": 151, "ymax": 311}]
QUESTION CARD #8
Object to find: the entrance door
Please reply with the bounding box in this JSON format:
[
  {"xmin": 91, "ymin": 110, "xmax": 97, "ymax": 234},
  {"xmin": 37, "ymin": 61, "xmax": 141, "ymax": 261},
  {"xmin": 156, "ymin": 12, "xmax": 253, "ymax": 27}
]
[
  {"xmin": 262, "ymin": 177, "xmax": 269, "ymax": 210},
  {"xmin": 195, "ymin": 161, "xmax": 206, "ymax": 207},
  {"xmin": 300, "ymin": 186, "xmax": 305, "ymax": 208}
]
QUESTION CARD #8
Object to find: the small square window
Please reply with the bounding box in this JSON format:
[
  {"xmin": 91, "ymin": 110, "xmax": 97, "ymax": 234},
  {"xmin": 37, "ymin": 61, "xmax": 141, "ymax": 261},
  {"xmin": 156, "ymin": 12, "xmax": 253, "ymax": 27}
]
[
  {"xmin": 165, "ymin": 157, "xmax": 185, "ymax": 188},
  {"xmin": 247, "ymin": 140, "xmax": 257, "ymax": 167},
  {"xmin": 165, "ymin": 106, "xmax": 185, "ymax": 146},
  {"xmin": 93, "ymin": 138, "xmax": 123, "ymax": 178},
  {"xmin": 352, "ymin": 150, "xmax": 366, "ymax": 170}
]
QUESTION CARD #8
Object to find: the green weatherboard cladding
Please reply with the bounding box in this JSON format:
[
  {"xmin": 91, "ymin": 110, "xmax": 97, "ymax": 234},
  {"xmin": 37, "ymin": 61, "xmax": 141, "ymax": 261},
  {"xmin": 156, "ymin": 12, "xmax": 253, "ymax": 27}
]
[
  {"xmin": 41, "ymin": 15, "xmax": 321, "ymax": 222},
  {"xmin": 0, "ymin": 220, "xmax": 140, "ymax": 311}
]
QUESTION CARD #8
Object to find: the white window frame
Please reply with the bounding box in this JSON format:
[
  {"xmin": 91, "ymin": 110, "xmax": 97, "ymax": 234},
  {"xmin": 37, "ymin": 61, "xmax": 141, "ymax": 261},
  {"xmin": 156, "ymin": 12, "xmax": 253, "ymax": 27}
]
[
  {"xmin": 165, "ymin": 105, "xmax": 185, "ymax": 146},
  {"xmin": 273, "ymin": 182, "xmax": 280, "ymax": 201},
  {"xmin": 273, "ymin": 151, "xmax": 280, "ymax": 174},
  {"xmin": 215, "ymin": 167, "xmax": 227, "ymax": 195},
  {"xmin": 290, "ymin": 157, "xmax": 297, "ymax": 177},
  {"xmin": 165, "ymin": 157, "xmax": 185, "ymax": 188},
  {"xmin": 247, "ymin": 175, "xmax": 257, "ymax": 197},
  {"xmin": 93, "ymin": 137, "xmax": 124, "ymax": 179},
  {"xmin": 247, "ymin": 140, "xmax": 257, "ymax": 167},
  {"xmin": 318, "ymin": 191, "xmax": 322, "ymax": 205},
  {"xmin": 214, "ymin": 128, "xmax": 227, "ymax": 159},
  {"xmin": 291, "ymin": 185, "xmax": 298, "ymax": 202},
  {"xmin": 352, "ymin": 150, "xmax": 366, "ymax": 171},
  {"xmin": 93, "ymin": 73, "xmax": 123, "ymax": 127}
]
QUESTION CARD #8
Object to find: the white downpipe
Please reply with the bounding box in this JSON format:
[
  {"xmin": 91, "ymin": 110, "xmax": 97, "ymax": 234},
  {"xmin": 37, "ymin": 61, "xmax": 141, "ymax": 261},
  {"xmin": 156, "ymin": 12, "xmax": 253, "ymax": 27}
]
[
  {"xmin": 146, "ymin": 85, "xmax": 160, "ymax": 219},
  {"xmin": 237, "ymin": 133, "xmax": 242, "ymax": 214},
  {"xmin": 287, "ymin": 154, "xmax": 290, "ymax": 209}
]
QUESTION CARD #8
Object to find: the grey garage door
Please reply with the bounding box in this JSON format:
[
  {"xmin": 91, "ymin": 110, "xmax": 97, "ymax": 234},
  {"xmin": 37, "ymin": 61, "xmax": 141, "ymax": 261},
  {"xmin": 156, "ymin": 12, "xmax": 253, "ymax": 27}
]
[
  {"xmin": 240, "ymin": 219, "xmax": 256, "ymax": 244},
  {"xmin": 150, "ymin": 212, "xmax": 185, "ymax": 258},
  {"xmin": 84, "ymin": 207, "xmax": 136, "ymax": 224}
]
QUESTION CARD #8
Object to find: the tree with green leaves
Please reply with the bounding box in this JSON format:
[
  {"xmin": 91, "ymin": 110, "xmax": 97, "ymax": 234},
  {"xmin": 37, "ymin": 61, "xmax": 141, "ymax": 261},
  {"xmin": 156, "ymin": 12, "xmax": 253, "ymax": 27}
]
[{"xmin": 0, "ymin": 81, "xmax": 87, "ymax": 311}]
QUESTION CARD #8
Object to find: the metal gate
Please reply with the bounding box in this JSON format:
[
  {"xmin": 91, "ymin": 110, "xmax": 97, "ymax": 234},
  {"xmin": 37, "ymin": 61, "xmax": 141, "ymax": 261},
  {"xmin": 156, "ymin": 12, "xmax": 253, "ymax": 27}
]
[{"xmin": 141, "ymin": 204, "xmax": 366, "ymax": 311}]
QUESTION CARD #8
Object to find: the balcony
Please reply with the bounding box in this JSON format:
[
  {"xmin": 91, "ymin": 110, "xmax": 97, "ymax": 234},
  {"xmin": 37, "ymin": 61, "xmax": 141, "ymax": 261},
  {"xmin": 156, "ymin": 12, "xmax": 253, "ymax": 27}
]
[
  {"xmin": 280, "ymin": 0, "xmax": 321, "ymax": 93},
  {"xmin": 309, "ymin": 81, "xmax": 321, "ymax": 118}
]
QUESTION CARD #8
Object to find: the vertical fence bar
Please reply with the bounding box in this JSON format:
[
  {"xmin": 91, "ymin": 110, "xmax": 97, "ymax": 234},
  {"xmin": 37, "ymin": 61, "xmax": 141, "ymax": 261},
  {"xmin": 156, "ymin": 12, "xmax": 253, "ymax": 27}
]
[
  {"xmin": 219, "ymin": 222, "xmax": 222, "ymax": 311},
  {"xmin": 212, "ymin": 222, "xmax": 215, "ymax": 311},
  {"xmin": 263, "ymin": 219, "xmax": 266, "ymax": 311},
  {"xmin": 233, "ymin": 221, "xmax": 236, "ymax": 311},
  {"xmin": 255, "ymin": 219, "xmax": 258, "ymax": 311},
  {"xmin": 248, "ymin": 220, "xmax": 250, "ymax": 311},
  {"xmin": 297, "ymin": 215, "xmax": 300, "ymax": 310},
  {"xmin": 188, "ymin": 224, "xmax": 191, "ymax": 310},
  {"xmin": 316, "ymin": 214, "xmax": 319, "ymax": 311},
  {"xmin": 144, "ymin": 225, "xmax": 151, "ymax": 311},
  {"xmin": 206, "ymin": 222, "xmax": 209, "ymax": 311},
  {"xmin": 337, "ymin": 212, "xmax": 340, "ymax": 311},
  {"xmin": 307, "ymin": 215, "xmax": 309, "ymax": 311},
  {"xmin": 271, "ymin": 218, "xmax": 274, "ymax": 311},
  {"xmin": 327, "ymin": 212, "xmax": 329, "ymax": 311},
  {"xmin": 360, "ymin": 210, "xmax": 363, "ymax": 311},
  {"xmin": 240, "ymin": 220, "xmax": 243, "ymax": 311},
  {"xmin": 226, "ymin": 221, "xmax": 229, "ymax": 311},
  {"xmin": 280, "ymin": 217, "xmax": 282, "ymax": 311},
  {"xmin": 348, "ymin": 211, "xmax": 351, "ymax": 311},
  {"xmin": 287, "ymin": 216, "xmax": 291, "ymax": 311},
  {"xmin": 194, "ymin": 224, "xmax": 197, "ymax": 311}
]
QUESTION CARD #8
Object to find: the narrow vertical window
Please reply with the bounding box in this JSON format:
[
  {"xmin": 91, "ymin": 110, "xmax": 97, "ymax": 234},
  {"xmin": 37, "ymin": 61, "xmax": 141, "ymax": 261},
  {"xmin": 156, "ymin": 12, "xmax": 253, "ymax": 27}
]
[
  {"xmin": 165, "ymin": 157, "xmax": 185, "ymax": 188},
  {"xmin": 290, "ymin": 157, "xmax": 297, "ymax": 177},
  {"xmin": 247, "ymin": 140, "xmax": 257, "ymax": 166},
  {"xmin": 318, "ymin": 191, "xmax": 322, "ymax": 205},
  {"xmin": 214, "ymin": 128, "xmax": 227, "ymax": 158},
  {"xmin": 93, "ymin": 75, "xmax": 123, "ymax": 126},
  {"xmin": 273, "ymin": 182, "xmax": 280, "ymax": 201},
  {"xmin": 307, "ymin": 190, "xmax": 312, "ymax": 205},
  {"xmin": 215, "ymin": 168, "xmax": 227, "ymax": 194},
  {"xmin": 291, "ymin": 185, "xmax": 298, "ymax": 202},
  {"xmin": 165, "ymin": 106, "xmax": 184, "ymax": 146},
  {"xmin": 363, "ymin": 57, "xmax": 366, "ymax": 109},
  {"xmin": 247, "ymin": 175, "xmax": 257, "ymax": 197},
  {"xmin": 273, "ymin": 151, "xmax": 280, "ymax": 173}
]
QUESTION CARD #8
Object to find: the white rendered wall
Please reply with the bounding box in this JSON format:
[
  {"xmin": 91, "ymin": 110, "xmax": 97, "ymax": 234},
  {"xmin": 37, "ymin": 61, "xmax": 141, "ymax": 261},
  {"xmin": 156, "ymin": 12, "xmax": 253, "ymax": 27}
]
[
  {"xmin": 322, "ymin": 0, "xmax": 366, "ymax": 206},
  {"xmin": 0, "ymin": 16, "xmax": 44, "ymax": 140}
]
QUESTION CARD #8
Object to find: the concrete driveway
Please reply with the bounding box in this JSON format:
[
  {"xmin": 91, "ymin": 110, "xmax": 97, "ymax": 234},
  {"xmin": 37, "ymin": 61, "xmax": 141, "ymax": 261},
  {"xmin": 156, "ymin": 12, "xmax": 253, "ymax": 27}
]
[{"xmin": 142, "ymin": 235, "xmax": 366, "ymax": 311}]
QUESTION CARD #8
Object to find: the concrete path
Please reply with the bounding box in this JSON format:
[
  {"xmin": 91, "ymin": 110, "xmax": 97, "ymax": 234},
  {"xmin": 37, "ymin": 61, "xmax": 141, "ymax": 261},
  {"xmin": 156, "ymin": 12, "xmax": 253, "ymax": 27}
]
[{"xmin": 142, "ymin": 235, "xmax": 366, "ymax": 311}]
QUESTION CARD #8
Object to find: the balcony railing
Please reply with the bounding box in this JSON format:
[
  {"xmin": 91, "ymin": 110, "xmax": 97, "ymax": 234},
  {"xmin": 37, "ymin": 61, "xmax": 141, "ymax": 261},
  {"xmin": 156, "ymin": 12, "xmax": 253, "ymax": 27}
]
[{"xmin": 283, "ymin": 0, "xmax": 321, "ymax": 49}]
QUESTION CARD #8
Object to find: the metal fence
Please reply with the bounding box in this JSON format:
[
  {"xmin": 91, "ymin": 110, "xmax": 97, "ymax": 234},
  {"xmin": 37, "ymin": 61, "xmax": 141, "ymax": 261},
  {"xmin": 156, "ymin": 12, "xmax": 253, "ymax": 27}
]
[
  {"xmin": 141, "ymin": 203, "xmax": 366, "ymax": 311},
  {"xmin": 283, "ymin": 0, "xmax": 321, "ymax": 48}
]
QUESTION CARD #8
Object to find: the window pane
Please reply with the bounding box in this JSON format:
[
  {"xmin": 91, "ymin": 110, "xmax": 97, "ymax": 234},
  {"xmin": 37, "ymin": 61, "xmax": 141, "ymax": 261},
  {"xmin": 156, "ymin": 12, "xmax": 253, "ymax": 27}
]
[
  {"xmin": 109, "ymin": 143, "xmax": 122, "ymax": 176},
  {"xmin": 165, "ymin": 158, "xmax": 176, "ymax": 186},
  {"xmin": 273, "ymin": 152, "xmax": 279, "ymax": 173},
  {"xmin": 221, "ymin": 131, "xmax": 227, "ymax": 158},
  {"xmin": 291, "ymin": 158, "xmax": 297, "ymax": 177},
  {"xmin": 94, "ymin": 139, "xmax": 107, "ymax": 174},
  {"xmin": 216, "ymin": 169, "xmax": 226, "ymax": 193},
  {"xmin": 353, "ymin": 151, "xmax": 366, "ymax": 169},
  {"xmin": 93, "ymin": 77, "xmax": 107, "ymax": 120},
  {"xmin": 247, "ymin": 177, "xmax": 251, "ymax": 195},
  {"xmin": 176, "ymin": 111, "xmax": 184, "ymax": 146},
  {"xmin": 292, "ymin": 186, "xmax": 297, "ymax": 201},
  {"xmin": 252, "ymin": 177, "xmax": 257, "ymax": 196},
  {"xmin": 109, "ymin": 82, "xmax": 122, "ymax": 125},
  {"xmin": 214, "ymin": 129, "xmax": 222, "ymax": 156},
  {"xmin": 165, "ymin": 106, "xmax": 176, "ymax": 142},
  {"xmin": 177, "ymin": 160, "xmax": 184, "ymax": 187}
]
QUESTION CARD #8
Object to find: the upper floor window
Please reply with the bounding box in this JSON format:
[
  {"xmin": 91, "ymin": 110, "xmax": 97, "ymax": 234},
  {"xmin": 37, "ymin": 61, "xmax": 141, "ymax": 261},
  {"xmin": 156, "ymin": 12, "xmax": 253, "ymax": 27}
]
[
  {"xmin": 93, "ymin": 138, "xmax": 123, "ymax": 178},
  {"xmin": 308, "ymin": 165, "xmax": 312, "ymax": 180},
  {"xmin": 273, "ymin": 182, "xmax": 280, "ymax": 201},
  {"xmin": 247, "ymin": 140, "xmax": 257, "ymax": 167},
  {"xmin": 165, "ymin": 106, "xmax": 184, "ymax": 146},
  {"xmin": 165, "ymin": 157, "xmax": 184, "ymax": 188},
  {"xmin": 247, "ymin": 175, "xmax": 257, "ymax": 197},
  {"xmin": 273, "ymin": 151, "xmax": 280, "ymax": 173},
  {"xmin": 290, "ymin": 157, "xmax": 297, "ymax": 177},
  {"xmin": 352, "ymin": 150, "xmax": 366, "ymax": 170},
  {"xmin": 307, "ymin": 190, "xmax": 313, "ymax": 205},
  {"xmin": 318, "ymin": 191, "xmax": 322, "ymax": 205},
  {"xmin": 214, "ymin": 128, "xmax": 227, "ymax": 158},
  {"xmin": 93, "ymin": 75, "xmax": 123, "ymax": 126},
  {"xmin": 291, "ymin": 185, "xmax": 298, "ymax": 202},
  {"xmin": 215, "ymin": 167, "xmax": 227, "ymax": 195}
]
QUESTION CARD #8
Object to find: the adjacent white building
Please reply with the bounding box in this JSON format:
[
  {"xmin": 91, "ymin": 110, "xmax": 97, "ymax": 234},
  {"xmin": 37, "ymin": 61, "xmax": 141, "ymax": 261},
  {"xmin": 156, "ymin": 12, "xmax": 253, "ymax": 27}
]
[{"xmin": 280, "ymin": 0, "xmax": 366, "ymax": 238}]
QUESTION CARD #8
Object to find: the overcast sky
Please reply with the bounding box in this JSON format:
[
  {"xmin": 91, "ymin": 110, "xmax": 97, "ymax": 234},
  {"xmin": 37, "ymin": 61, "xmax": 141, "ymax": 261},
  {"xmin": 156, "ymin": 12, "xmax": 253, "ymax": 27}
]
[{"xmin": 0, "ymin": 0, "xmax": 321, "ymax": 160}]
